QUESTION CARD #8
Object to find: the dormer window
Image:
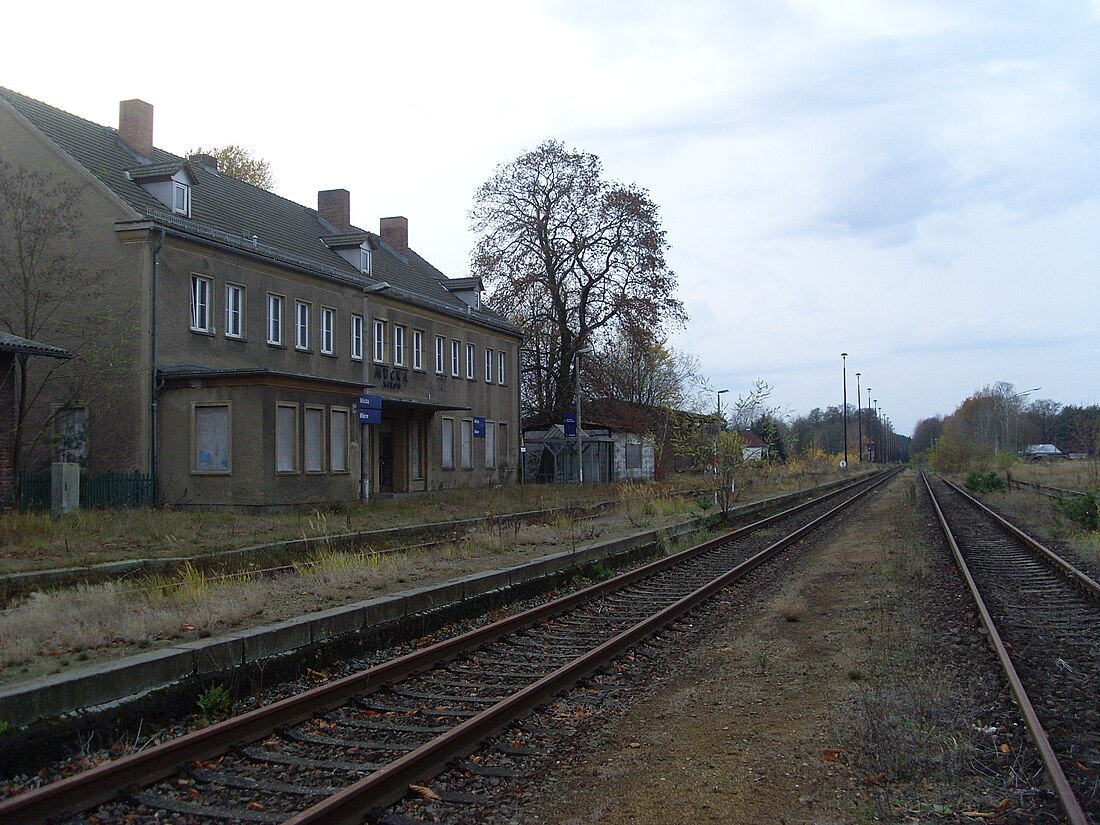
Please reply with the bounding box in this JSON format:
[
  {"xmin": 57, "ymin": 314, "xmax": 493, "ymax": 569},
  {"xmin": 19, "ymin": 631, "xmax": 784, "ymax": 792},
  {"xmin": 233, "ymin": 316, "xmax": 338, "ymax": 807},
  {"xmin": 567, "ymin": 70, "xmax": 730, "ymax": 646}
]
[
  {"xmin": 173, "ymin": 181, "xmax": 191, "ymax": 216},
  {"xmin": 360, "ymin": 247, "xmax": 372, "ymax": 274}
]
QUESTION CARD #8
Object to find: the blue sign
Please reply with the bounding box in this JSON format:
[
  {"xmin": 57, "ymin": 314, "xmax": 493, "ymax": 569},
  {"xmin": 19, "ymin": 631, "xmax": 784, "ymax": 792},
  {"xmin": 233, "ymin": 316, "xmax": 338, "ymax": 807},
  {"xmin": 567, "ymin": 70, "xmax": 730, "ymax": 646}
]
[
  {"xmin": 563, "ymin": 411, "xmax": 577, "ymax": 438},
  {"xmin": 473, "ymin": 416, "xmax": 486, "ymax": 438},
  {"xmin": 358, "ymin": 393, "xmax": 382, "ymax": 424}
]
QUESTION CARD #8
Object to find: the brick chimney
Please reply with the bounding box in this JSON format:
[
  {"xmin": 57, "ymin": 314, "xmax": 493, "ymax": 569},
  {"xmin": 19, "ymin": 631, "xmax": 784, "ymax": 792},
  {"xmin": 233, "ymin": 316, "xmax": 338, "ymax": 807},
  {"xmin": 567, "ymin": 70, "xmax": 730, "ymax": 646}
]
[
  {"xmin": 380, "ymin": 216, "xmax": 408, "ymax": 252},
  {"xmin": 318, "ymin": 189, "xmax": 352, "ymax": 232},
  {"xmin": 118, "ymin": 99, "xmax": 154, "ymax": 159}
]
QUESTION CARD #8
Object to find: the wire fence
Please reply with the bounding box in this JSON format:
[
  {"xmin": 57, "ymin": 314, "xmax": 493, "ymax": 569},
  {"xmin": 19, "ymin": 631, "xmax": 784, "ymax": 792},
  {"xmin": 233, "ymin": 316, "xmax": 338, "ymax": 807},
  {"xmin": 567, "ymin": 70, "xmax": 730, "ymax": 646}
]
[{"xmin": 16, "ymin": 471, "xmax": 158, "ymax": 511}]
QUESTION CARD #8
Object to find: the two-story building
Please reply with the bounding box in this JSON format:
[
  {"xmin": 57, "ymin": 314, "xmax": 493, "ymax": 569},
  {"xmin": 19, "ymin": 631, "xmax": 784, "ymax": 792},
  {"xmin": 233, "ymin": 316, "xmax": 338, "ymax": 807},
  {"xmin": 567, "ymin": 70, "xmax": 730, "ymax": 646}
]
[{"xmin": 0, "ymin": 88, "xmax": 521, "ymax": 507}]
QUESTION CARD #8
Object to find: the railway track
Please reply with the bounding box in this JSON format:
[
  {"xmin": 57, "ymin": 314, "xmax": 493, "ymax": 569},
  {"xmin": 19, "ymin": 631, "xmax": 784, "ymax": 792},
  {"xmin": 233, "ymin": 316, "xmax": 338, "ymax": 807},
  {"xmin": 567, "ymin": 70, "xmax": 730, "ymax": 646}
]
[
  {"xmin": 0, "ymin": 470, "xmax": 896, "ymax": 825},
  {"xmin": 924, "ymin": 473, "xmax": 1100, "ymax": 825}
]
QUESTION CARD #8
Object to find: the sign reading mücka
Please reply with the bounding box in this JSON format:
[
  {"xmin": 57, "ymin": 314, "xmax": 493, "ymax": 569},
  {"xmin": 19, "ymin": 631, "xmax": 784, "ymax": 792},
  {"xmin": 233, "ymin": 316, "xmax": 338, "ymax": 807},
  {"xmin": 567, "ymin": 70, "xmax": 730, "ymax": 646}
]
[
  {"xmin": 373, "ymin": 365, "xmax": 408, "ymax": 390},
  {"xmin": 563, "ymin": 412, "xmax": 577, "ymax": 438},
  {"xmin": 358, "ymin": 393, "xmax": 382, "ymax": 424}
]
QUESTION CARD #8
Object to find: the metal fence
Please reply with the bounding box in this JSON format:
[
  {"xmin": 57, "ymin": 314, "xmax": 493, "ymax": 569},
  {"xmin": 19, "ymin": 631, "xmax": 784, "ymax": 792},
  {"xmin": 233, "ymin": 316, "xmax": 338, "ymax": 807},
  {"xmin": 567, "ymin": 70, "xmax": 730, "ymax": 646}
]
[{"xmin": 16, "ymin": 471, "xmax": 158, "ymax": 511}]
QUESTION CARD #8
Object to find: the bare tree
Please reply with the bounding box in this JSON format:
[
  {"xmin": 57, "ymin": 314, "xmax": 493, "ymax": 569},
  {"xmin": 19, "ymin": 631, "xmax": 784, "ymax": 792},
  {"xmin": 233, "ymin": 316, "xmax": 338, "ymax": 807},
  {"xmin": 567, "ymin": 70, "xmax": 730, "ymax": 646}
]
[
  {"xmin": 471, "ymin": 140, "xmax": 686, "ymax": 423},
  {"xmin": 585, "ymin": 322, "xmax": 701, "ymax": 411},
  {"xmin": 0, "ymin": 161, "xmax": 126, "ymax": 473}
]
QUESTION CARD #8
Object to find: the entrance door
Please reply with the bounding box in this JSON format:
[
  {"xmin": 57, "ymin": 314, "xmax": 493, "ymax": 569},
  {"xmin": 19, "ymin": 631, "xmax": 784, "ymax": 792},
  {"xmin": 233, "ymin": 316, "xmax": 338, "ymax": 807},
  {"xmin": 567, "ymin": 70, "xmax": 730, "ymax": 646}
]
[{"xmin": 379, "ymin": 423, "xmax": 394, "ymax": 493}]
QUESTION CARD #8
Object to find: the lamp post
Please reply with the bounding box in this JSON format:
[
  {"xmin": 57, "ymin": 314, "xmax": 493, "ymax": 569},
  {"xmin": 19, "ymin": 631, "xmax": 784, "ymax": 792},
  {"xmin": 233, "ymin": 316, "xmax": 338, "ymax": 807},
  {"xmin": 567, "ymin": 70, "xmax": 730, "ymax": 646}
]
[
  {"xmin": 574, "ymin": 346, "xmax": 593, "ymax": 483},
  {"xmin": 715, "ymin": 389, "xmax": 729, "ymax": 504},
  {"xmin": 866, "ymin": 387, "xmax": 872, "ymax": 461},
  {"xmin": 841, "ymin": 353, "xmax": 848, "ymax": 468},
  {"xmin": 855, "ymin": 372, "xmax": 862, "ymax": 464},
  {"xmin": 873, "ymin": 400, "xmax": 878, "ymax": 463}
]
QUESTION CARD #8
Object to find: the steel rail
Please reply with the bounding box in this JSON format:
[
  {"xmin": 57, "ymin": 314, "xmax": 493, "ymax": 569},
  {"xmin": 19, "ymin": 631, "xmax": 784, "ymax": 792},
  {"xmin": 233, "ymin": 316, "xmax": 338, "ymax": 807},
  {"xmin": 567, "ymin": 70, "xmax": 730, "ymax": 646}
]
[
  {"xmin": 921, "ymin": 472, "xmax": 1089, "ymax": 825},
  {"xmin": 285, "ymin": 468, "xmax": 897, "ymax": 823},
  {"xmin": 940, "ymin": 476, "xmax": 1100, "ymax": 598},
  {"xmin": 0, "ymin": 470, "xmax": 893, "ymax": 824}
]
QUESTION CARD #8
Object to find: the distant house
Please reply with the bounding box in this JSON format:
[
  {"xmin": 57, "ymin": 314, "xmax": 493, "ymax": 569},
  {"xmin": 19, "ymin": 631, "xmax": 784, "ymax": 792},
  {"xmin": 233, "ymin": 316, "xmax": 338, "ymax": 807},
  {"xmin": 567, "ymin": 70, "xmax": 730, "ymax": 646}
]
[
  {"xmin": 0, "ymin": 87, "xmax": 521, "ymax": 507},
  {"xmin": 1021, "ymin": 444, "xmax": 1063, "ymax": 460},
  {"xmin": 740, "ymin": 430, "xmax": 767, "ymax": 461},
  {"xmin": 0, "ymin": 332, "xmax": 71, "ymax": 510}
]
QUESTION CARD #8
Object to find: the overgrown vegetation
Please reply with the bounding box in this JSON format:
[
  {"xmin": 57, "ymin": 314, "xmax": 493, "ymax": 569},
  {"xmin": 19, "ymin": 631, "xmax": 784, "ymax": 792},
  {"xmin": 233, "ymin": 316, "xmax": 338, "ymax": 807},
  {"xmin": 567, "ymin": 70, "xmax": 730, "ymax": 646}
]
[
  {"xmin": 1056, "ymin": 489, "xmax": 1100, "ymax": 531},
  {"xmin": 195, "ymin": 683, "xmax": 231, "ymax": 718},
  {"xmin": 964, "ymin": 470, "xmax": 1006, "ymax": 494}
]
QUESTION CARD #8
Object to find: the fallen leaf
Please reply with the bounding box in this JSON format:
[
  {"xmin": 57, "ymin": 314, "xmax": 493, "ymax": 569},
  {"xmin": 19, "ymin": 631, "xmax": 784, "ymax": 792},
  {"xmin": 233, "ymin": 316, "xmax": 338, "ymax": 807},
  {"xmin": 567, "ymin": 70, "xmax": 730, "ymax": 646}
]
[
  {"xmin": 247, "ymin": 801, "xmax": 264, "ymax": 811},
  {"xmin": 823, "ymin": 748, "xmax": 843, "ymax": 762},
  {"xmin": 865, "ymin": 772, "xmax": 886, "ymax": 786},
  {"xmin": 410, "ymin": 784, "xmax": 442, "ymax": 801},
  {"xmin": 999, "ymin": 743, "xmax": 1012, "ymax": 753},
  {"xmin": 961, "ymin": 812, "xmax": 996, "ymax": 819}
]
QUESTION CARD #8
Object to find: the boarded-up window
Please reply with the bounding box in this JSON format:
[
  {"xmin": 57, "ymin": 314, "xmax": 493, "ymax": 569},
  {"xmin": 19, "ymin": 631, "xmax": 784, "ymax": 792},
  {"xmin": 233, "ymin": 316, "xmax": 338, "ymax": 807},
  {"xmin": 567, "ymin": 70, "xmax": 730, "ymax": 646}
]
[
  {"xmin": 410, "ymin": 422, "xmax": 423, "ymax": 480},
  {"xmin": 276, "ymin": 404, "xmax": 297, "ymax": 473},
  {"xmin": 461, "ymin": 419, "xmax": 473, "ymax": 469},
  {"xmin": 626, "ymin": 442, "xmax": 643, "ymax": 470},
  {"xmin": 442, "ymin": 418, "xmax": 455, "ymax": 470},
  {"xmin": 330, "ymin": 408, "xmax": 349, "ymax": 473},
  {"xmin": 304, "ymin": 406, "xmax": 324, "ymax": 473},
  {"xmin": 485, "ymin": 421, "xmax": 496, "ymax": 469},
  {"xmin": 193, "ymin": 404, "xmax": 230, "ymax": 473}
]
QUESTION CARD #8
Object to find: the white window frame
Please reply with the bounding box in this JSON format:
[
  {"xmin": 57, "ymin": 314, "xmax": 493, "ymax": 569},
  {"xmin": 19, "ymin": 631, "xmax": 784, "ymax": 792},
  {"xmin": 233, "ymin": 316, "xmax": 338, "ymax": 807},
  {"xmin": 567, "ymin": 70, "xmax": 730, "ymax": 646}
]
[
  {"xmin": 374, "ymin": 319, "xmax": 386, "ymax": 363},
  {"xmin": 360, "ymin": 247, "xmax": 372, "ymax": 274},
  {"xmin": 435, "ymin": 336, "xmax": 445, "ymax": 375},
  {"xmin": 295, "ymin": 300, "xmax": 311, "ymax": 351},
  {"xmin": 304, "ymin": 405, "xmax": 325, "ymax": 473},
  {"xmin": 466, "ymin": 343, "xmax": 475, "ymax": 380},
  {"xmin": 498, "ymin": 350, "xmax": 507, "ymax": 386},
  {"xmin": 173, "ymin": 181, "xmax": 191, "ymax": 216},
  {"xmin": 275, "ymin": 402, "xmax": 298, "ymax": 474},
  {"xmin": 451, "ymin": 339, "xmax": 460, "ymax": 377},
  {"xmin": 190, "ymin": 274, "xmax": 212, "ymax": 333},
  {"xmin": 267, "ymin": 294, "xmax": 285, "ymax": 345},
  {"xmin": 351, "ymin": 314, "xmax": 364, "ymax": 361},
  {"xmin": 393, "ymin": 325, "xmax": 406, "ymax": 366},
  {"xmin": 320, "ymin": 307, "xmax": 336, "ymax": 356},
  {"xmin": 485, "ymin": 348, "xmax": 494, "ymax": 383},
  {"xmin": 191, "ymin": 402, "xmax": 230, "ymax": 474},
  {"xmin": 412, "ymin": 329, "xmax": 424, "ymax": 371},
  {"xmin": 225, "ymin": 283, "xmax": 244, "ymax": 339},
  {"xmin": 441, "ymin": 417, "xmax": 455, "ymax": 470}
]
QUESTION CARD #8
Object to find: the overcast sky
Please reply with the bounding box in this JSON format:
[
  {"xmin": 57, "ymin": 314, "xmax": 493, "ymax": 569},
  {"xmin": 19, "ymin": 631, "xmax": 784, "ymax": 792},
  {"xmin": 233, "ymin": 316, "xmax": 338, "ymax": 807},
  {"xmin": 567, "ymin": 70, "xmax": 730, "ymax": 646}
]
[{"xmin": 4, "ymin": 1, "xmax": 1098, "ymax": 434}]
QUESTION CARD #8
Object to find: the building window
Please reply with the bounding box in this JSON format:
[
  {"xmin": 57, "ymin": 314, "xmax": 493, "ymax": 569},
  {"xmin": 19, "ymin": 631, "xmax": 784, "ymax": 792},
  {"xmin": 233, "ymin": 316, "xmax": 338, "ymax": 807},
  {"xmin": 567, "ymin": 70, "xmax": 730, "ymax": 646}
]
[
  {"xmin": 451, "ymin": 339, "xmax": 460, "ymax": 377},
  {"xmin": 460, "ymin": 419, "xmax": 473, "ymax": 468},
  {"xmin": 465, "ymin": 343, "xmax": 475, "ymax": 380},
  {"xmin": 267, "ymin": 294, "xmax": 284, "ymax": 345},
  {"xmin": 374, "ymin": 319, "xmax": 386, "ymax": 363},
  {"xmin": 54, "ymin": 406, "xmax": 88, "ymax": 464},
  {"xmin": 393, "ymin": 325, "xmax": 406, "ymax": 366},
  {"xmin": 193, "ymin": 403, "xmax": 230, "ymax": 474},
  {"xmin": 485, "ymin": 348, "xmax": 494, "ymax": 383},
  {"xmin": 410, "ymin": 421, "xmax": 423, "ymax": 480},
  {"xmin": 225, "ymin": 283, "xmax": 244, "ymax": 339},
  {"xmin": 304, "ymin": 405, "xmax": 324, "ymax": 473},
  {"xmin": 626, "ymin": 442, "xmax": 643, "ymax": 470},
  {"xmin": 441, "ymin": 417, "xmax": 455, "ymax": 470},
  {"xmin": 276, "ymin": 403, "xmax": 298, "ymax": 473},
  {"xmin": 351, "ymin": 314, "xmax": 364, "ymax": 360},
  {"xmin": 435, "ymin": 336, "xmax": 445, "ymax": 374},
  {"xmin": 190, "ymin": 275, "xmax": 212, "ymax": 333},
  {"xmin": 360, "ymin": 247, "xmax": 372, "ymax": 274},
  {"xmin": 173, "ymin": 181, "xmax": 190, "ymax": 216},
  {"xmin": 485, "ymin": 421, "xmax": 496, "ymax": 469},
  {"xmin": 295, "ymin": 300, "xmax": 311, "ymax": 350},
  {"xmin": 499, "ymin": 422, "xmax": 509, "ymax": 465},
  {"xmin": 498, "ymin": 350, "xmax": 507, "ymax": 386},
  {"xmin": 412, "ymin": 329, "xmax": 424, "ymax": 370},
  {"xmin": 330, "ymin": 407, "xmax": 349, "ymax": 473},
  {"xmin": 320, "ymin": 307, "xmax": 335, "ymax": 355}
]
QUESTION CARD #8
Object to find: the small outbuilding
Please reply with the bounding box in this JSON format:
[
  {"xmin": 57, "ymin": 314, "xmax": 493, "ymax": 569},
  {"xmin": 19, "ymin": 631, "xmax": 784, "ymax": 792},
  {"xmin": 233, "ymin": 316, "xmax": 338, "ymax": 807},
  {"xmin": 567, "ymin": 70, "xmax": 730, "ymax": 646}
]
[
  {"xmin": 1020, "ymin": 443, "xmax": 1063, "ymax": 460},
  {"xmin": 0, "ymin": 332, "xmax": 72, "ymax": 510}
]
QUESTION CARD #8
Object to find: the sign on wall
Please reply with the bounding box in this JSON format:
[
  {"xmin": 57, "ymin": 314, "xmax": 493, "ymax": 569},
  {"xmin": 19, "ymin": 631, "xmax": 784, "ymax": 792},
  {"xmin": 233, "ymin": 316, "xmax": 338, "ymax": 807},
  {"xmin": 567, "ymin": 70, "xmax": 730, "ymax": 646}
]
[
  {"xmin": 358, "ymin": 393, "xmax": 382, "ymax": 424},
  {"xmin": 563, "ymin": 411, "xmax": 577, "ymax": 438},
  {"xmin": 473, "ymin": 416, "xmax": 486, "ymax": 438}
]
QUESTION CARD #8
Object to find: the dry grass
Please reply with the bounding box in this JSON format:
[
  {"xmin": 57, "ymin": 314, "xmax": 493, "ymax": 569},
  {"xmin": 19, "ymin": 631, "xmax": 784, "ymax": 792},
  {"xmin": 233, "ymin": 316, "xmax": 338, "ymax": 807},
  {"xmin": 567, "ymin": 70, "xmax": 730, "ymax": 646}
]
[{"xmin": 1010, "ymin": 458, "xmax": 1100, "ymax": 490}]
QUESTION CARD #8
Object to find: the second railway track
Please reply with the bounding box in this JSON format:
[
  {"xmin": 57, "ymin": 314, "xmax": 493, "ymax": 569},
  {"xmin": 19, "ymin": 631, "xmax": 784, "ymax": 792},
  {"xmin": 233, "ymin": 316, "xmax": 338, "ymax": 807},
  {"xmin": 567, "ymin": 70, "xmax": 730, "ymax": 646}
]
[
  {"xmin": 0, "ymin": 470, "xmax": 897, "ymax": 825},
  {"xmin": 925, "ymin": 472, "xmax": 1100, "ymax": 824}
]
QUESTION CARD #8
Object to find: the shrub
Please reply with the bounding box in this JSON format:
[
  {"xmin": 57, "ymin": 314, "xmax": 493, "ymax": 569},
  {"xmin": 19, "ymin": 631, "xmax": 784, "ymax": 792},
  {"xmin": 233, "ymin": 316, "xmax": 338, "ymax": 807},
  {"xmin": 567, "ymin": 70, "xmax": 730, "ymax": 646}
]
[
  {"xmin": 1057, "ymin": 490, "xmax": 1100, "ymax": 531},
  {"xmin": 964, "ymin": 470, "xmax": 1005, "ymax": 494}
]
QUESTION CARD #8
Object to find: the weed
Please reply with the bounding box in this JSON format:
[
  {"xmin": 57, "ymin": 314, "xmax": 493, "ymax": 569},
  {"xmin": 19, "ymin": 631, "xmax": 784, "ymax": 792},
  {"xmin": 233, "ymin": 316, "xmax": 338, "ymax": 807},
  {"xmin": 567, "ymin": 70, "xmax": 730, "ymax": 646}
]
[
  {"xmin": 754, "ymin": 650, "xmax": 769, "ymax": 675},
  {"xmin": 778, "ymin": 601, "xmax": 805, "ymax": 622},
  {"xmin": 587, "ymin": 561, "xmax": 613, "ymax": 581},
  {"xmin": 196, "ymin": 683, "xmax": 231, "ymax": 717},
  {"xmin": 1056, "ymin": 489, "xmax": 1099, "ymax": 530},
  {"xmin": 0, "ymin": 720, "xmax": 8, "ymax": 735},
  {"xmin": 964, "ymin": 470, "xmax": 1005, "ymax": 494}
]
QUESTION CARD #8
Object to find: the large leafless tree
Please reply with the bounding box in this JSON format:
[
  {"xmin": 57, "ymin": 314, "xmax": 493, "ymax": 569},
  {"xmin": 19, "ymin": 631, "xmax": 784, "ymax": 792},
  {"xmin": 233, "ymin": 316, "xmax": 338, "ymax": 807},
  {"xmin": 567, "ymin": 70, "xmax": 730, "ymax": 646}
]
[{"xmin": 470, "ymin": 140, "xmax": 686, "ymax": 423}]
